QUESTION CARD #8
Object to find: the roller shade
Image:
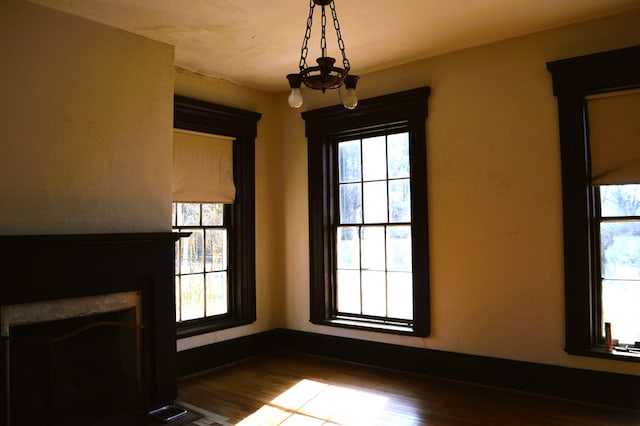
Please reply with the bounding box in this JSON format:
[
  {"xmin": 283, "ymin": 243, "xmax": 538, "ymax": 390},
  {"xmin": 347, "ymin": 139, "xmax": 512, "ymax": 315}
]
[
  {"xmin": 587, "ymin": 88, "xmax": 640, "ymax": 185},
  {"xmin": 172, "ymin": 129, "xmax": 235, "ymax": 203}
]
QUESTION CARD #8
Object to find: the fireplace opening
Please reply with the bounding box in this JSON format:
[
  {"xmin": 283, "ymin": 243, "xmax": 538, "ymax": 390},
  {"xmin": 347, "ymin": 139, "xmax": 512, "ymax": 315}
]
[{"xmin": 2, "ymin": 292, "xmax": 143, "ymax": 426}]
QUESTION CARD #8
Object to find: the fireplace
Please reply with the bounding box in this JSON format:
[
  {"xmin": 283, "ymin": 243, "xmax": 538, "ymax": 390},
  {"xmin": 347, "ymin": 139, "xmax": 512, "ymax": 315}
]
[
  {"xmin": 3, "ymin": 292, "xmax": 142, "ymax": 425},
  {"xmin": 0, "ymin": 233, "xmax": 182, "ymax": 426}
]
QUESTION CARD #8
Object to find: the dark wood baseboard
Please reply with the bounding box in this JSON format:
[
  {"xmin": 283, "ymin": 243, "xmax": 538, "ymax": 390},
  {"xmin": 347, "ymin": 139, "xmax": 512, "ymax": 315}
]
[
  {"xmin": 176, "ymin": 329, "xmax": 285, "ymax": 378},
  {"xmin": 176, "ymin": 328, "xmax": 640, "ymax": 410}
]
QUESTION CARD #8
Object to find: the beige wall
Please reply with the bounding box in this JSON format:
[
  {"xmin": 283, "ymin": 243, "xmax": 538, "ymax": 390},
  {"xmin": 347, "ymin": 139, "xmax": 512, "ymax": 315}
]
[
  {"xmin": 280, "ymin": 10, "xmax": 640, "ymax": 376},
  {"xmin": 0, "ymin": 0, "xmax": 174, "ymax": 234}
]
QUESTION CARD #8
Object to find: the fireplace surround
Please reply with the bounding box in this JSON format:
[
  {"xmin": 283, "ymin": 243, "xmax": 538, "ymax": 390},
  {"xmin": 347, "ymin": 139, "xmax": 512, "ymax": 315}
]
[{"xmin": 0, "ymin": 233, "xmax": 182, "ymax": 426}]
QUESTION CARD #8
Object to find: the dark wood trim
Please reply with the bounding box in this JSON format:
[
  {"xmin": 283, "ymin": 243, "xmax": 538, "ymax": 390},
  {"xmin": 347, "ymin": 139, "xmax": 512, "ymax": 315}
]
[
  {"xmin": 546, "ymin": 45, "xmax": 640, "ymax": 359},
  {"xmin": 302, "ymin": 87, "xmax": 431, "ymax": 136},
  {"xmin": 232, "ymin": 134, "xmax": 257, "ymax": 325},
  {"xmin": 177, "ymin": 329, "xmax": 640, "ymax": 410},
  {"xmin": 301, "ymin": 87, "xmax": 431, "ymax": 337},
  {"xmin": 174, "ymin": 95, "xmax": 261, "ymax": 139},
  {"xmin": 173, "ymin": 96, "xmax": 261, "ymax": 337},
  {"xmin": 176, "ymin": 329, "xmax": 286, "ymax": 377}
]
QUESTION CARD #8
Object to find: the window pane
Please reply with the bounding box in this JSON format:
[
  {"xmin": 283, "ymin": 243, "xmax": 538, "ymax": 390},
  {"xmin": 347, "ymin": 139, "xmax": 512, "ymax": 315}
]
[
  {"xmin": 181, "ymin": 229, "xmax": 204, "ymax": 273},
  {"xmin": 600, "ymin": 184, "xmax": 640, "ymax": 217},
  {"xmin": 363, "ymin": 181, "xmax": 388, "ymax": 224},
  {"xmin": 337, "ymin": 270, "xmax": 361, "ymax": 314},
  {"xmin": 180, "ymin": 274, "xmax": 205, "ymax": 321},
  {"xmin": 389, "ymin": 179, "xmax": 411, "ymax": 223},
  {"xmin": 177, "ymin": 203, "xmax": 201, "ymax": 226},
  {"xmin": 361, "ymin": 227, "xmax": 385, "ymax": 271},
  {"xmin": 202, "ymin": 203, "xmax": 224, "ymax": 226},
  {"xmin": 205, "ymin": 229, "xmax": 227, "ymax": 272},
  {"xmin": 602, "ymin": 279, "xmax": 640, "ymax": 344},
  {"xmin": 340, "ymin": 183, "xmax": 362, "ymax": 224},
  {"xmin": 387, "ymin": 133, "xmax": 410, "ymax": 179},
  {"xmin": 206, "ymin": 272, "xmax": 228, "ymax": 316},
  {"xmin": 600, "ymin": 221, "xmax": 640, "ymax": 280},
  {"xmin": 362, "ymin": 136, "xmax": 387, "ymax": 181},
  {"xmin": 361, "ymin": 271, "xmax": 386, "ymax": 316},
  {"xmin": 387, "ymin": 226, "xmax": 412, "ymax": 272},
  {"xmin": 338, "ymin": 140, "xmax": 362, "ymax": 183},
  {"xmin": 172, "ymin": 203, "xmax": 177, "ymax": 226},
  {"xmin": 175, "ymin": 276, "xmax": 181, "ymax": 321},
  {"xmin": 387, "ymin": 272, "xmax": 413, "ymax": 320},
  {"xmin": 337, "ymin": 227, "xmax": 360, "ymax": 269},
  {"xmin": 175, "ymin": 238, "xmax": 180, "ymax": 274}
]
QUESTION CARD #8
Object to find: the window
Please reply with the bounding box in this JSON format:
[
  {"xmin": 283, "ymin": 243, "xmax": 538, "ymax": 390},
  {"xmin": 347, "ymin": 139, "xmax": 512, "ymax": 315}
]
[
  {"xmin": 336, "ymin": 132, "xmax": 414, "ymax": 321},
  {"xmin": 173, "ymin": 202, "xmax": 229, "ymax": 322},
  {"xmin": 547, "ymin": 45, "xmax": 640, "ymax": 361},
  {"xmin": 598, "ymin": 185, "xmax": 640, "ymax": 347},
  {"xmin": 173, "ymin": 96, "xmax": 261, "ymax": 337},
  {"xmin": 302, "ymin": 88, "xmax": 431, "ymax": 336}
]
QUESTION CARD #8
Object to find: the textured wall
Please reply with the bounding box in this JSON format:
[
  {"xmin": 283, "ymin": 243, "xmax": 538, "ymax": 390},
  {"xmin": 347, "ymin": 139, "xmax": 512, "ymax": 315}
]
[{"xmin": 0, "ymin": 0, "xmax": 174, "ymax": 234}]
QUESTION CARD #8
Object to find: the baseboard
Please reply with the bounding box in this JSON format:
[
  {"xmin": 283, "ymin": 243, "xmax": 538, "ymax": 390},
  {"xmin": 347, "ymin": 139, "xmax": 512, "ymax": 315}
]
[
  {"xmin": 176, "ymin": 328, "xmax": 640, "ymax": 410},
  {"xmin": 176, "ymin": 329, "xmax": 286, "ymax": 377}
]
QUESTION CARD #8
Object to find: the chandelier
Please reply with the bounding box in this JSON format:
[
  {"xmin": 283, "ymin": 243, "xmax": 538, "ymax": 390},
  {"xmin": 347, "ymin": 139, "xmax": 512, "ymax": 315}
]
[{"xmin": 286, "ymin": 0, "xmax": 359, "ymax": 109}]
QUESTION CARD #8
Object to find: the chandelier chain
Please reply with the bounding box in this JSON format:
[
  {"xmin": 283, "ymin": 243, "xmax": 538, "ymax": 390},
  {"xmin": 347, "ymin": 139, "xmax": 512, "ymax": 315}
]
[
  {"xmin": 287, "ymin": 0, "xmax": 358, "ymax": 107},
  {"xmin": 320, "ymin": 6, "xmax": 327, "ymax": 58},
  {"xmin": 330, "ymin": 2, "xmax": 350, "ymax": 72},
  {"xmin": 299, "ymin": 0, "xmax": 315, "ymax": 71}
]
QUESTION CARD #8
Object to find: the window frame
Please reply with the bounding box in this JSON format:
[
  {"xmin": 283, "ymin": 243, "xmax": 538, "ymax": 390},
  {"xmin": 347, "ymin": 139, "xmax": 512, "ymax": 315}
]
[
  {"xmin": 547, "ymin": 45, "xmax": 640, "ymax": 362},
  {"xmin": 173, "ymin": 95, "xmax": 261, "ymax": 338},
  {"xmin": 302, "ymin": 87, "xmax": 431, "ymax": 337}
]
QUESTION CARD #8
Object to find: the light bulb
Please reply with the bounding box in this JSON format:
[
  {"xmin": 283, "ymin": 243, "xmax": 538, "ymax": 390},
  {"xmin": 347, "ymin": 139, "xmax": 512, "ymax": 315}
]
[
  {"xmin": 288, "ymin": 88, "xmax": 303, "ymax": 108},
  {"xmin": 342, "ymin": 88, "xmax": 358, "ymax": 110}
]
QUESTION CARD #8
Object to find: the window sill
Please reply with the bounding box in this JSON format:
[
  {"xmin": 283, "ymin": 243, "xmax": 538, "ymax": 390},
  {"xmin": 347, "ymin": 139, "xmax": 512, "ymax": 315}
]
[
  {"xmin": 177, "ymin": 317, "xmax": 255, "ymax": 339},
  {"xmin": 567, "ymin": 346, "xmax": 640, "ymax": 363},
  {"xmin": 312, "ymin": 317, "xmax": 428, "ymax": 337}
]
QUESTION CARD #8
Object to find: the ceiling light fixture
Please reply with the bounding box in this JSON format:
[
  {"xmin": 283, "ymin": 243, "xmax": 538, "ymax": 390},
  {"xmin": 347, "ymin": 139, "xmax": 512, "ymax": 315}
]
[{"xmin": 286, "ymin": 0, "xmax": 359, "ymax": 110}]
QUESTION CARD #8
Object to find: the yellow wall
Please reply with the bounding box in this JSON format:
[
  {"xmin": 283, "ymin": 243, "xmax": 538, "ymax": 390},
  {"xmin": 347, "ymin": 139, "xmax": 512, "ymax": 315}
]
[
  {"xmin": 0, "ymin": 0, "xmax": 174, "ymax": 234},
  {"xmin": 280, "ymin": 10, "xmax": 640, "ymax": 376}
]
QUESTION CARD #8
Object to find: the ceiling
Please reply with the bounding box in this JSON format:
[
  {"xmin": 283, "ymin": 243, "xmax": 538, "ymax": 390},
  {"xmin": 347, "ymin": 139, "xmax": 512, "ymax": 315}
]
[{"xmin": 28, "ymin": 0, "xmax": 640, "ymax": 93}]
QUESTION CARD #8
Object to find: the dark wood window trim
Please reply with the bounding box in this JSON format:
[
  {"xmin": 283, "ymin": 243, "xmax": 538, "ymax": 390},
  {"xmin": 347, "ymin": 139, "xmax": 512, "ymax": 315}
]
[
  {"xmin": 173, "ymin": 95, "xmax": 261, "ymax": 338},
  {"xmin": 302, "ymin": 87, "xmax": 431, "ymax": 337},
  {"xmin": 546, "ymin": 45, "xmax": 640, "ymax": 362}
]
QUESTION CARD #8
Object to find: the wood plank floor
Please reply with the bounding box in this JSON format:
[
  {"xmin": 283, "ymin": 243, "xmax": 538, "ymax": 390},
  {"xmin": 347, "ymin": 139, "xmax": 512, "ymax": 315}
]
[{"xmin": 177, "ymin": 352, "xmax": 640, "ymax": 425}]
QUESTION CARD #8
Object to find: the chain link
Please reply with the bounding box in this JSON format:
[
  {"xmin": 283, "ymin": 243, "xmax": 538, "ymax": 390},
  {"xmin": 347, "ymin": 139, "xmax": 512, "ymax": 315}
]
[
  {"xmin": 299, "ymin": 0, "xmax": 315, "ymax": 71},
  {"xmin": 298, "ymin": 1, "xmax": 351, "ymax": 73},
  {"xmin": 330, "ymin": 2, "xmax": 350, "ymax": 71},
  {"xmin": 320, "ymin": 6, "xmax": 327, "ymax": 58}
]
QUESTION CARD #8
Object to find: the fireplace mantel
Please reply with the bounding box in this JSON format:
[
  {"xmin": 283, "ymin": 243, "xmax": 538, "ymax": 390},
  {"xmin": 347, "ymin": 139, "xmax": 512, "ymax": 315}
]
[{"xmin": 0, "ymin": 232, "xmax": 182, "ymax": 425}]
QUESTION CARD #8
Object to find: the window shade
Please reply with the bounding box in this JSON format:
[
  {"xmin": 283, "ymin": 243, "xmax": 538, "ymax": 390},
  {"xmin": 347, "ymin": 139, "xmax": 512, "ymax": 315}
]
[
  {"xmin": 587, "ymin": 88, "xmax": 640, "ymax": 185},
  {"xmin": 172, "ymin": 129, "xmax": 235, "ymax": 203}
]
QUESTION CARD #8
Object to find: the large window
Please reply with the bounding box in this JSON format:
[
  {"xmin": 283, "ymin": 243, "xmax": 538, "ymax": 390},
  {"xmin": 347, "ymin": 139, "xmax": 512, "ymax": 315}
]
[
  {"xmin": 336, "ymin": 132, "xmax": 414, "ymax": 322},
  {"xmin": 173, "ymin": 96, "xmax": 260, "ymax": 337},
  {"xmin": 547, "ymin": 45, "xmax": 640, "ymax": 361},
  {"xmin": 303, "ymin": 88, "xmax": 431, "ymax": 336}
]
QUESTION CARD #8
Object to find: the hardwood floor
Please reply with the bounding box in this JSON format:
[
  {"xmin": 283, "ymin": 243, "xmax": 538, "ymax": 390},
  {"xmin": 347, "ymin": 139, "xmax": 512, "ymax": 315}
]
[{"xmin": 177, "ymin": 352, "xmax": 640, "ymax": 425}]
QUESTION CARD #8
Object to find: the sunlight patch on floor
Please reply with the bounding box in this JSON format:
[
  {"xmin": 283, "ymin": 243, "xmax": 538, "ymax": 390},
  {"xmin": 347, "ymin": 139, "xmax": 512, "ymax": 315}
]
[{"xmin": 235, "ymin": 379, "xmax": 388, "ymax": 425}]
